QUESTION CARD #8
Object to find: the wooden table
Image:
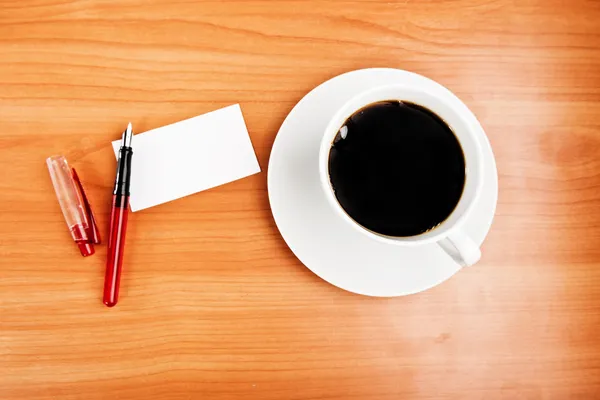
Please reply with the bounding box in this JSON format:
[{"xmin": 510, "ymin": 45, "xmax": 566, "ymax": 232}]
[{"xmin": 2, "ymin": 1, "xmax": 599, "ymax": 398}]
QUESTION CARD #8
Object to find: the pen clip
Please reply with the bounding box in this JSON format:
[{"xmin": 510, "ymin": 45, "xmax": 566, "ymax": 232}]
[{"xmin": 72, "ymin": 168, "xmax": 101, "ymax": 245}]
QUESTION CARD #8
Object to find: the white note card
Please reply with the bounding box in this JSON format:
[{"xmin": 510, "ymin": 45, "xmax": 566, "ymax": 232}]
[{"xmin": 112, "ymin": 104, "xmax": 261, "ymax": 212}]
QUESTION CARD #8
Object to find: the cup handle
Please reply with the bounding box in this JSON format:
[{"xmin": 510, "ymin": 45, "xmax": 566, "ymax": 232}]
[{"xmin": 438, "ymin": 229, "xmax": 481, "ymax": 267}]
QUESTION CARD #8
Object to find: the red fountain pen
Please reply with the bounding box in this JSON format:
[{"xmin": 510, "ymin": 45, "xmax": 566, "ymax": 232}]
[{"xmin": 103, "ymin": 123, "xmax": 134, "ymax": 307}]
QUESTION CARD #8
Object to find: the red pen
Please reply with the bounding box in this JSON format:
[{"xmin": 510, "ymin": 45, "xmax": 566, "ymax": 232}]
[{"xmin": 103, "ymin": 123, "xmax": 133, "ymax": 307}]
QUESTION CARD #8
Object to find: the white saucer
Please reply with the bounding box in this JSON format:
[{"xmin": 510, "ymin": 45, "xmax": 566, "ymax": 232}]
[{"xmin": 268, "ymin": 68, "xmax": 498, "ymax": 296}]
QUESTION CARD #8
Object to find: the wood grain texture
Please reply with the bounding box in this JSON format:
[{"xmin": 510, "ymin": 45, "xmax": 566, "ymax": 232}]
[{"xmin": 1, "ymin": 0, "xmax": 600, "ymax": 398}]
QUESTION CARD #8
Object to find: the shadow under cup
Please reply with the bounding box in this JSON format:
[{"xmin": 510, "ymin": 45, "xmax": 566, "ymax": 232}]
[{"xmin": 319, "ymin": 86, "xmax": 484, "ymax": 246}]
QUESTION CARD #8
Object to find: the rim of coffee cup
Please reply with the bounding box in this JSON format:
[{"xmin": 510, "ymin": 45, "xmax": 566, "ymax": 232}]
[{"xmin": 318, "ymin": 84, "xmax": 485, "ymax": 246}]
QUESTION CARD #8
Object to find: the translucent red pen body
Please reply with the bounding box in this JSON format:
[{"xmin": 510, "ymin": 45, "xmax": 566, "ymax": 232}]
[
  {"xmin": 103, "ymin": 195, "xmax": 129, "ymax": 307},
  {"xmin": 103, "ymin": 125, "xmax": 133, "ymax": 307}
]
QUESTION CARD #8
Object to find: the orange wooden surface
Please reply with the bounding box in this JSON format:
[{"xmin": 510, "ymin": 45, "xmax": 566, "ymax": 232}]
[{"xmin": 1, "ymin": 0, "xmax": 600, "ymax": 399}]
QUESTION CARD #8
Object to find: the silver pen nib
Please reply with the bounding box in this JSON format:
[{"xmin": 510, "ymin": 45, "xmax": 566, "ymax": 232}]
[{"xmin": 121, "ymin": 122, "xmax": 133, "ymax": 147}]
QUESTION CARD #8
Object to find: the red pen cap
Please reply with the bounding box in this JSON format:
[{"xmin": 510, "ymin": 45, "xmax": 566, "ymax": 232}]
[{"xmin": 46, "ymin": 156, "xmax": 100, "ymax": 256}]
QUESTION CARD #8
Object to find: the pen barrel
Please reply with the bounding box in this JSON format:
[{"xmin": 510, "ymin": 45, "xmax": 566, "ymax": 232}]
[
  {"xmin": 113, "ymin": 147, "xmax": 133, "ymax": 196},
  {"xmin": 103, "ymin": 195, "xmax": 129, "ymax": 307}
]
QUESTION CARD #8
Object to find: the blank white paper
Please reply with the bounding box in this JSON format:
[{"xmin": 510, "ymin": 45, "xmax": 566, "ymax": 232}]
[{"xmin": 112, "ymin": 104, "xmax": 261, "ymax": 212}]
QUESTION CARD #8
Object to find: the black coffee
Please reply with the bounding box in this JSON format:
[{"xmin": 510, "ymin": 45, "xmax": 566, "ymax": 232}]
[{"xmin": 328, "ymin": 101, "xmax": 465, "ymax": 237}]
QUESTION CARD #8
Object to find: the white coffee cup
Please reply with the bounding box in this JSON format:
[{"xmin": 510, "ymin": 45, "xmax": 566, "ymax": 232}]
[{"xmin": 318, "ymin": 85, "xmax": 484, "ymax": 267}]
